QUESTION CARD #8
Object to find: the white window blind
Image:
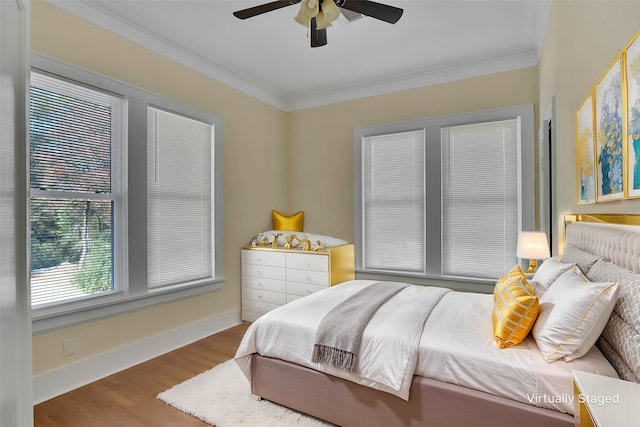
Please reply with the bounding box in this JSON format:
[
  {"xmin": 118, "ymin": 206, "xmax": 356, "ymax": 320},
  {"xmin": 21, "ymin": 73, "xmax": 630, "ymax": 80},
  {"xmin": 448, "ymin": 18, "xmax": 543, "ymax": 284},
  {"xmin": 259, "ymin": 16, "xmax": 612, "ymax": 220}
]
[
  {"xmin": 441, "ymin": 119, "xmax": 520, "ymax": 279},
  {"xmin": 362, "ymin": 130, "xmax": 425, "ymax": 273},
  {"xmin": 30, "ymin": 71, "xmax": 124, "ymax": 307},
  {"xmin": 147, "ymin": 107, "xmax": 214, "ymax": 288}
]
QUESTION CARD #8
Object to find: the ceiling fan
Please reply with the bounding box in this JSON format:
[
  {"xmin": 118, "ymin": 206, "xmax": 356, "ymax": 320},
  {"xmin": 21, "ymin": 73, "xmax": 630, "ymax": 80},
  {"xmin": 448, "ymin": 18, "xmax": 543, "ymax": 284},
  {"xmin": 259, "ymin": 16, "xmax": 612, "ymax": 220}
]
[{"xmin": 233, "ymin": 0, "xmax": 403, "ymax": 48}]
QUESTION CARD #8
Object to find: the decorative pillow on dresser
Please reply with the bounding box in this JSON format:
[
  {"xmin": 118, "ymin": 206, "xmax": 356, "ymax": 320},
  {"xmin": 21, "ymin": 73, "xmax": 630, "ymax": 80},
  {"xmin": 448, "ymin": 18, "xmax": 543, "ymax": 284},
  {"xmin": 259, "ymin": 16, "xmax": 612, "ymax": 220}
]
[
  {"xmin": 272, "ymin": 209, "xmax": 304, "ymax": 232},
  {"xmin": 256, "ymin": 230, "xmax": 348, "ymax": 248},
  {"xmin": 586, "ymin": 259, "xmax": 640, "ymax": 382},
  {"xmin": 532, "ymin": 266, "xmax": 619, "ymax": 362}
]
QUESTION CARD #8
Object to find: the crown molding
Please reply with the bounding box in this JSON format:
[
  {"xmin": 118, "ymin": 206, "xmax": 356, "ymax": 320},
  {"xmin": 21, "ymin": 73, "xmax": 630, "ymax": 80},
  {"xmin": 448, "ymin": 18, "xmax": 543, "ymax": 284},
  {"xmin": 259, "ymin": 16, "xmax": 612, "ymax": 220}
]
[
  {"xmin": 284, "ymin": 50, "xmax": 540, "ymax": 111},
  {"xmin": 46, "ymin": 0, "xmax": 545, "ymax": 113},
  {"xmin": 46, "ymin": 0, "xmax": 288, "ymax": 110}
]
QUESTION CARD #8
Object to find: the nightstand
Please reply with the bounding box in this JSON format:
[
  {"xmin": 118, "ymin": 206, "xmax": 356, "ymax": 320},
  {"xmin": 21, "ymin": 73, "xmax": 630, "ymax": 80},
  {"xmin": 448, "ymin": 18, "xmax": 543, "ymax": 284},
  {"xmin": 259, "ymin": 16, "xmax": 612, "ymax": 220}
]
[{"xmin": 573, "ymin": 370, "xmax": 640, "ymax": 427}]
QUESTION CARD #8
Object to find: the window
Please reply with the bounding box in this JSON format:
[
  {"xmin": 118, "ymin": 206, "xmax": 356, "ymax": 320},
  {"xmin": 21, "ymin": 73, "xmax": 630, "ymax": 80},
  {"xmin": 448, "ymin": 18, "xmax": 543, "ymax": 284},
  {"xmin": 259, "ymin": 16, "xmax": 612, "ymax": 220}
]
[
  {"xmin": 441, "ymin": 119, "xmax": 520, "ymax": 279},
  {"xmin": 147, "ymin": 107, "xmax": 214, "ymax": 288},
  {"xmin": 362, "ymin": 130, "xmax": 425, "ymax": 273},
  {"xmin": 30, "ymin": 54, "xmax": 223, "ymax": 331},
  {"xmin": 30, "ymin": 71, "xmax": 125, "ymax": 308},
  {"xmin": 354, "ymin": 105, "xmax": 534, "ymax": 285}
]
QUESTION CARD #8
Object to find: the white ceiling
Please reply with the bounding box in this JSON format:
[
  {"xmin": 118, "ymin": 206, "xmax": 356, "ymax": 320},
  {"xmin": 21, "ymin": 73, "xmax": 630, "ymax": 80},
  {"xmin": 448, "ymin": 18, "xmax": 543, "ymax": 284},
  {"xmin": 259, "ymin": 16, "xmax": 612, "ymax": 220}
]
[{"xmin": 47, "ymin": 0, "xmax": 551, "ymax": 111}]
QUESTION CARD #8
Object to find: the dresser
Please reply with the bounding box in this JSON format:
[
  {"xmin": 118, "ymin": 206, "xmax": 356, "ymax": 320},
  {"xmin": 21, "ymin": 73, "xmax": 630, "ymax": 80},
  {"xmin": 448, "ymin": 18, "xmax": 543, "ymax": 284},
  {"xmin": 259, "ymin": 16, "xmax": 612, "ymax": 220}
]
[{"xmin": 241, "ymin": 244, "xmax": 355, "ymax": 322}]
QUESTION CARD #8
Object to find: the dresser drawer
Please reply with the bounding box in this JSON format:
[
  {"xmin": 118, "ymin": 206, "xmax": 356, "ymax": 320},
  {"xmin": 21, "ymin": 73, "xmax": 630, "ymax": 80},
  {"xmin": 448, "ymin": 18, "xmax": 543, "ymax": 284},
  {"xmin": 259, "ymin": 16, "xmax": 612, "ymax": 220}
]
[
  {"xmin": 287, "ymin": 268, "xmax": 328, "ymax": 286},
  {"xmin": 242, "ymin": 264, "xmax": 286, "ymax": 280},
  {"xmin": 242, "ymin": 275, "xmax": 286, "ymax": 293},
  {"xmin": 242, "ymin": 298, "xmax": 280, "ymax": 315},
  {"xmin": 242, "ymin": 287, "xmax": 287, "ymax": 305},
  {"xmin": 287, "ymin": 281, "xmax": 328, "ymax": 297},
  {"xmin": 242, "ymin": 250, "xmax": 286, "ymax": 267},
  {"xmin": 240, "ymin": 244, "xmax": 354, "ymax": 322},
  {"xmin": 242, "ymin": 309, "xmax": 263, "ymax": 323},
  {"xmin": 286, "ymin": 253, "xmax": 329, "ymax": 271}
]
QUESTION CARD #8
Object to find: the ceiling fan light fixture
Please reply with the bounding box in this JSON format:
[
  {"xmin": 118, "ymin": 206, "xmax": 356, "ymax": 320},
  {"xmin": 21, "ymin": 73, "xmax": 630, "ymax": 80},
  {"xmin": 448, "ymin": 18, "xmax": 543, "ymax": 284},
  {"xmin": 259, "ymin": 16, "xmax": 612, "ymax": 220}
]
[
  {"xmin": 234, "ymin": 0, "xmax": 404, "ymax": 48},
  {"xmin": 315, "ymin": 11, "xmax": 332, "ymax": 30},
  {"xmin": 316, "ymin": 0, "xmax": 340, "ymax": 29},
  {"xmin": 294, "ymin": 0, "xmax": 319, "ymax": 27}
]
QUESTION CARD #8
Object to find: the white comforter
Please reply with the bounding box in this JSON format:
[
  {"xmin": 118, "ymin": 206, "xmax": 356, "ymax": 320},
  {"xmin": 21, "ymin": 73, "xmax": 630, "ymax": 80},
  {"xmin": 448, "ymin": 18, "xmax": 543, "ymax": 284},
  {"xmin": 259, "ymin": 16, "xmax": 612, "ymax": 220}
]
[
  {"xmin": 416, "ymin": 291, "xmax": 619, "ymax": 414},
  {"xmin": 235, "ymin": 280, "xmax": 449, "ymax": 400},
  {"xmin": 235, "ymin": 280, "xmax": 619, "ymax": 414}
]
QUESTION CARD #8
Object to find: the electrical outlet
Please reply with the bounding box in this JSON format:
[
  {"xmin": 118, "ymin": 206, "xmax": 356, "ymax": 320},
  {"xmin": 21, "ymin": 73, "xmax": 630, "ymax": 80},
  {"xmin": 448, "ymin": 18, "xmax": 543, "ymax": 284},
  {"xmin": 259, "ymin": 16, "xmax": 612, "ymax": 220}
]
[{"xmin": 62, "ymin": 339, "xmax": 76, "ymax": 357}]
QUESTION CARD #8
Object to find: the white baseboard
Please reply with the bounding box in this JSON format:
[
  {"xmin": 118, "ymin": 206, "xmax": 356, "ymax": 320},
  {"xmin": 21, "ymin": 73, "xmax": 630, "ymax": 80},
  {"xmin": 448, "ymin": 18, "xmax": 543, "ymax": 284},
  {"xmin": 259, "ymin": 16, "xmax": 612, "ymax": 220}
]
[{"xmin": 33, "ymin": 308, "xmax": 241, "ymax": 404}]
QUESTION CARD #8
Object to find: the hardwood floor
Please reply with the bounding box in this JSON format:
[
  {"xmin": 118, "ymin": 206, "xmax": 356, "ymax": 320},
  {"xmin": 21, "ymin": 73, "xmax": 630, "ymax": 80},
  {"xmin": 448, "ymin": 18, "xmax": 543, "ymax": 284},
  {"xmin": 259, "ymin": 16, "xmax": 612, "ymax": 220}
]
[{"xmin": 34, "ymin": 322, "xmax": 250, "ymax": 427}]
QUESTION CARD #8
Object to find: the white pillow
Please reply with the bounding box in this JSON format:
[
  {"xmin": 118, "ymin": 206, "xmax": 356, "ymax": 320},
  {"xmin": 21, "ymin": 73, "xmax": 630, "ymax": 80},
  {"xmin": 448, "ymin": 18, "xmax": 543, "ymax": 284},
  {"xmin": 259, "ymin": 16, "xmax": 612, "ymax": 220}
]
[
  {"xmin": 531, "ymin": 257, "xmax": 574, "ymax": 297},
  {"xmin": 255, "ymin": 230, "xmax": 348, "ymax": 248},
  {"xmin": 532, "ymin": 266, "xmax": 619, "ymax": 362}
]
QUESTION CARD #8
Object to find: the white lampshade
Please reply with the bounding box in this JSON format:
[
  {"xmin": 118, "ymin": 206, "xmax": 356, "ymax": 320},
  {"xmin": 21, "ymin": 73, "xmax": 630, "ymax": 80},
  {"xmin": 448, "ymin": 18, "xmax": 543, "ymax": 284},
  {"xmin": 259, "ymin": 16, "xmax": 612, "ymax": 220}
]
[{"xmin": 517, "ymin": 231, "xmax": 550, "ymax": 260}]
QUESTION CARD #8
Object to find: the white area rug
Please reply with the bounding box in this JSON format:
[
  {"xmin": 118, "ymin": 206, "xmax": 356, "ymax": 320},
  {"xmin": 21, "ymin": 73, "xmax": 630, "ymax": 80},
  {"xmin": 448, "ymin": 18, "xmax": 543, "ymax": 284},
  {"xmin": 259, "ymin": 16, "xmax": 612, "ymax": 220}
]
[{"xmin": 157, "ymin": 359, "xmax": 333, "ymax": 426}]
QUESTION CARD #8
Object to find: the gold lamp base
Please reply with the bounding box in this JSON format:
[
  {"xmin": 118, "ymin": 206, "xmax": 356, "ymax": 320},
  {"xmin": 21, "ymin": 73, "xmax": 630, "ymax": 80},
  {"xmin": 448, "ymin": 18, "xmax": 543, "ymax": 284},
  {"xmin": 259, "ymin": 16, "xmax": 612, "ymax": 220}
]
[{"xmin": 526, "ymin": 259, "xmax": 538, "ymax": 274}]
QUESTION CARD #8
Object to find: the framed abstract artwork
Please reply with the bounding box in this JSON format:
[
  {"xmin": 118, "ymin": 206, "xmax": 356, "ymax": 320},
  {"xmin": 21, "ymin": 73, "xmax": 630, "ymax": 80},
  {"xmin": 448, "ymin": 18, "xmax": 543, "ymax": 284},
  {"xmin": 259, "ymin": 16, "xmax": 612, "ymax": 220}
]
[
  {"xmin": 594, "ymin": 55, "xmax": 625, "ymax": 202},
  {"xmin": 576, "ymin": 93, "xmax": 596, "ymax": 204},
  {"xmin": 626, "ymin": 31, "xmax": 640, "ymax": 198}
]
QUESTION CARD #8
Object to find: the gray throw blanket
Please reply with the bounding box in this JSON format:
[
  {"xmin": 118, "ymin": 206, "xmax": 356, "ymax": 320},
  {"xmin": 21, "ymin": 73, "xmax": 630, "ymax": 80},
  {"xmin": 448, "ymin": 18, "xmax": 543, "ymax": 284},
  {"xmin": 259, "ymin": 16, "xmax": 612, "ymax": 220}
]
[{"xmin": 311, "ymin": 281, "xmax": 409, "ymax": 373}]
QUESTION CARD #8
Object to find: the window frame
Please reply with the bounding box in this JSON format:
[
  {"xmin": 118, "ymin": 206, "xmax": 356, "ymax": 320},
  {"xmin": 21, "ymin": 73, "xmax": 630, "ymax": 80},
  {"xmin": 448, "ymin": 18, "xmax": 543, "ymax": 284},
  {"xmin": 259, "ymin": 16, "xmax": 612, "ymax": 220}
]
[
  {"xmin": 31, "ymin": 53, "xmax": 224, "ymax": 333},
  {"xmin": 353, "ymin": 105, "xmax": 534, "ymax": 291},
  {"xmin": 28, "ymin": 66, "xmax": 127, "ymax": 313}
]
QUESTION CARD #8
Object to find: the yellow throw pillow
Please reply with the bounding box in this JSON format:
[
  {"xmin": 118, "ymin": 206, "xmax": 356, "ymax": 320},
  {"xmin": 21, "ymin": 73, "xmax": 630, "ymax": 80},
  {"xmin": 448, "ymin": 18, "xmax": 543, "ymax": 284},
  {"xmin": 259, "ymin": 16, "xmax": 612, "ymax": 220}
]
[
  {"xmin": 272, "ymin": 209, "xmax": 304, "ymax": 232},
  {"xmin": 493, "ymin": 265, "xmax": 530, "ymax": 301},
  {"xmin": 492, "ymin": 276, "xmax": 539, "ymax": 349}
]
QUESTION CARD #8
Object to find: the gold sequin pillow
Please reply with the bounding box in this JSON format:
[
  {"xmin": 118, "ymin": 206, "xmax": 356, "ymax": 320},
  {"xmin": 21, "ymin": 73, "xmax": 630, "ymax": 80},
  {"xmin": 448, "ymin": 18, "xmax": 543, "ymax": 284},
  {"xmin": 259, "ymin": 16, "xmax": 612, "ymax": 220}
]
[
  {"xmin": 492, "ymin": 277, "xmax": 540, "ymax": 349},
  {"xmin": 272, "ymin": 209, "xmax": 304, "ymax": 232},
  {"xmin": 493, "ymin": 265, "xmax": 530, "ymax": 301}
]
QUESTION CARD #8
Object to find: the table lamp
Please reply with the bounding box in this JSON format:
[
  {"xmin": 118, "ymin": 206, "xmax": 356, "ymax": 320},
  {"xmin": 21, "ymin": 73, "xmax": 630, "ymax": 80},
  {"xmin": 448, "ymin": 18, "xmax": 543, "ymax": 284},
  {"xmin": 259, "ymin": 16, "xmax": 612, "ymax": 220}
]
[{"xmin": 517, "ymin": 231, "xmax": 550, "ymax": 273}]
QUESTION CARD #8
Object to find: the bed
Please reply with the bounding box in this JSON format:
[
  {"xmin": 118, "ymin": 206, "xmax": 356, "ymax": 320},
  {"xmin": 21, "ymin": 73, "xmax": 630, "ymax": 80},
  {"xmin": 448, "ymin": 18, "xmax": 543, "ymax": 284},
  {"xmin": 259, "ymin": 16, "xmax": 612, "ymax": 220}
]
[{"xmin": 234, "ymin": 214, "xmax": 640, "ymax": 426}]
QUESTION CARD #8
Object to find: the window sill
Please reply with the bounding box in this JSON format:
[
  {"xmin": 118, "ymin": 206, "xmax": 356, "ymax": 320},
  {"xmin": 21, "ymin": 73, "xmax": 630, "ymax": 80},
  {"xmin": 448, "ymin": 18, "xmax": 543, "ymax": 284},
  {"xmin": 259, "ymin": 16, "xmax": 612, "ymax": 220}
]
[{"xmin": 32, "ymin": 279, "xmax": 224, "ymax": 334}]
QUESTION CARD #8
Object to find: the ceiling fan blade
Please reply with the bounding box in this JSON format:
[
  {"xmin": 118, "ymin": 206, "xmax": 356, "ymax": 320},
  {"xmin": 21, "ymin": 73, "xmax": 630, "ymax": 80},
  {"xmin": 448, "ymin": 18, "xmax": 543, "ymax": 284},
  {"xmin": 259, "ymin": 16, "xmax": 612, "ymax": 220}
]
[
  {"xmin": 340, "ymin": 8, "xmax": 363, "ymax": 22},
  {"xmin": 311, "ymin": 17, "xmax": 328, "ymax": 47},
  {"xmin": 339, "ymin": 1, "xmax": 403, "ymax": 24},
  {"xmin": 233, "ymin": 1, "xmax": 299, "ymax": 20}
]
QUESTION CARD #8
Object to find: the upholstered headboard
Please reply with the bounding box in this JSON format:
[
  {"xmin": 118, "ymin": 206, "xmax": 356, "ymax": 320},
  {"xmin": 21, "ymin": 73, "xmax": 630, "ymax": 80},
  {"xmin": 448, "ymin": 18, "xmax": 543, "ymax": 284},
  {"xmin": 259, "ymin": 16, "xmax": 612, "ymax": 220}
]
[{"xmin": 563, "ymin": 218, "xmax": 640, "ymax": 383}]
